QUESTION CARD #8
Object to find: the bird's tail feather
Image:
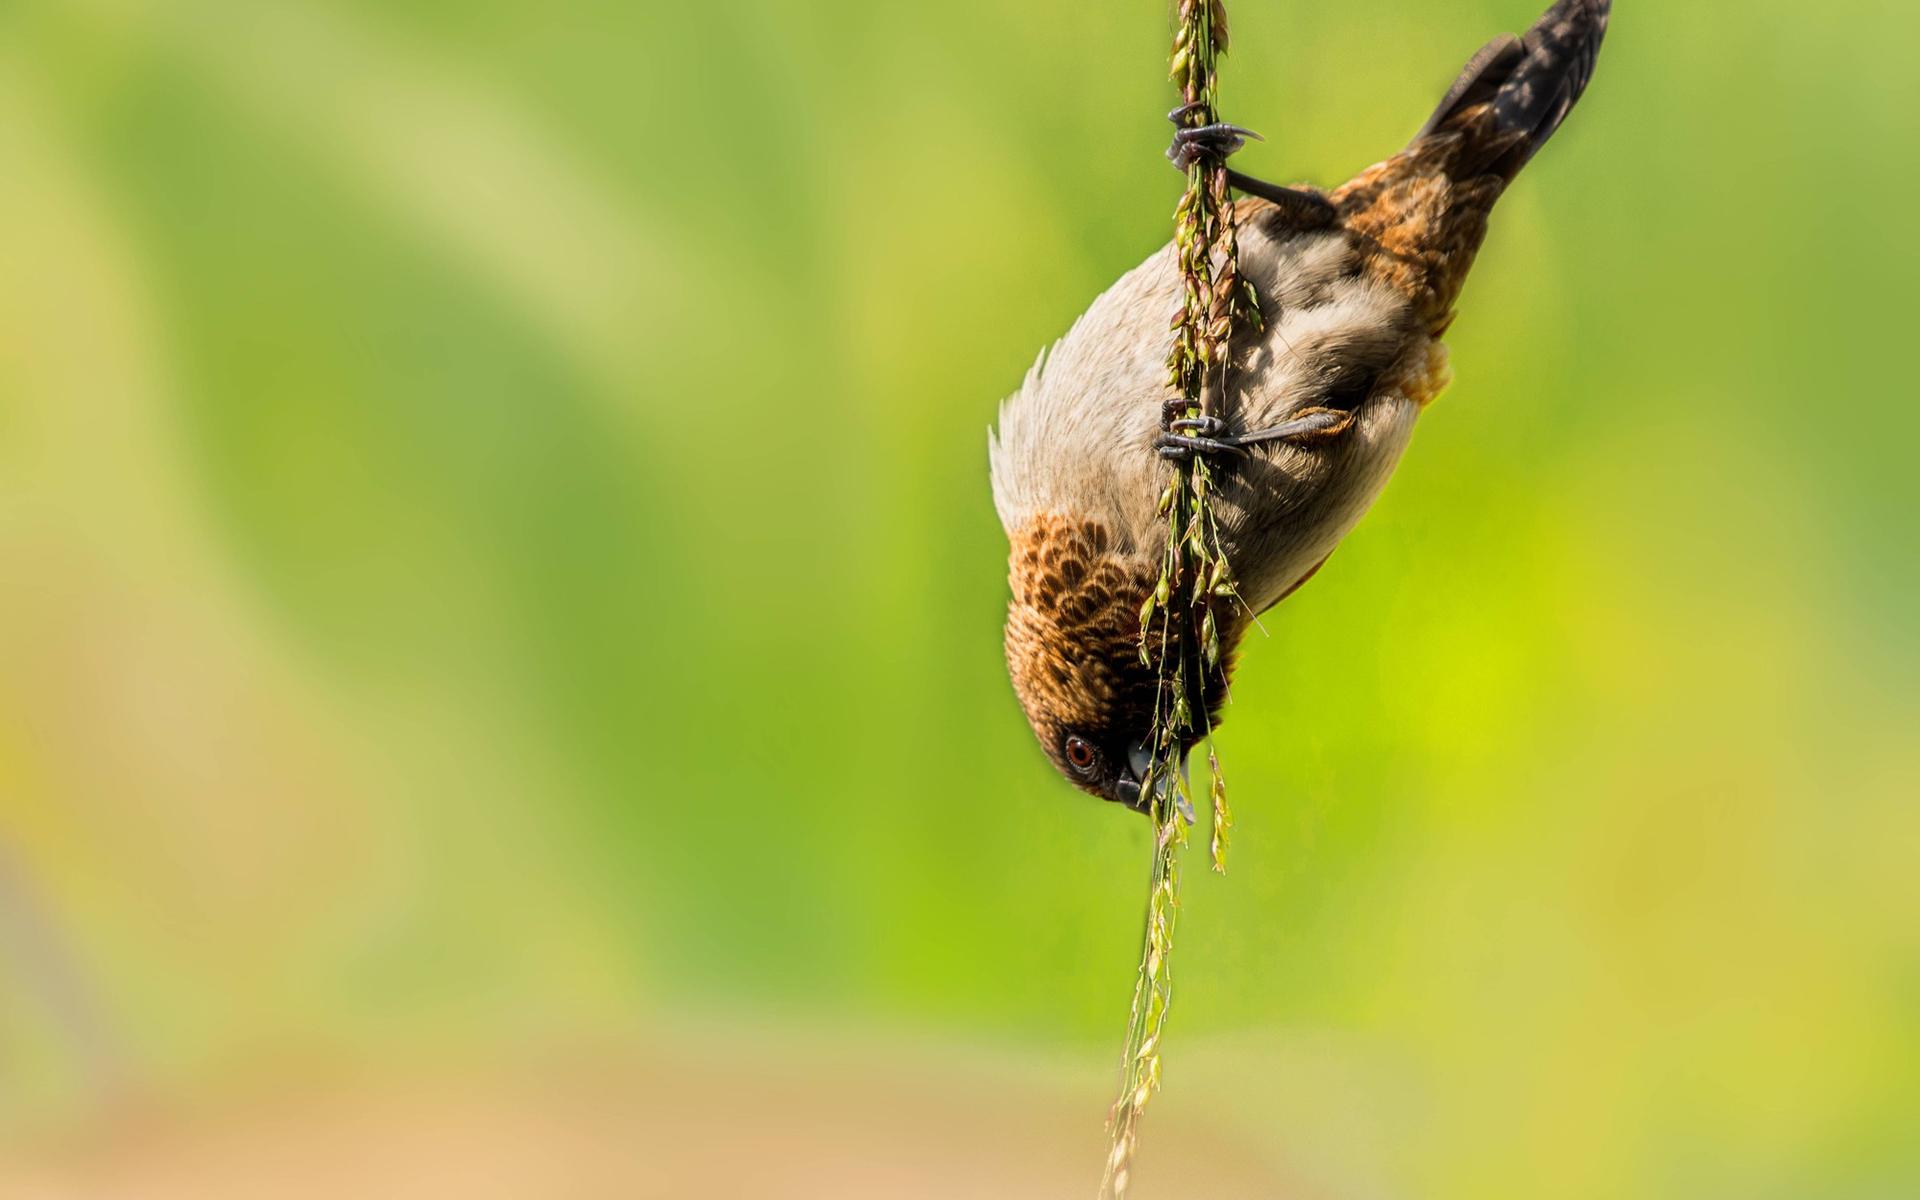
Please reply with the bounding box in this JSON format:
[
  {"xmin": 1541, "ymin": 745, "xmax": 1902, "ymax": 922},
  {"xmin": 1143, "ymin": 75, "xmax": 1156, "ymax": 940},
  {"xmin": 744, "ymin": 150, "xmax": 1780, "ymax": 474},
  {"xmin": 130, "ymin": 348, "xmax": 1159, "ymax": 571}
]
[
  {"xmin": 1415, "ymin": 0, "xmax": 1611, "ymax": 179},
  {"xmin": 1326, "ymin": 0, "xmax": 1612, "ymax": 329}
]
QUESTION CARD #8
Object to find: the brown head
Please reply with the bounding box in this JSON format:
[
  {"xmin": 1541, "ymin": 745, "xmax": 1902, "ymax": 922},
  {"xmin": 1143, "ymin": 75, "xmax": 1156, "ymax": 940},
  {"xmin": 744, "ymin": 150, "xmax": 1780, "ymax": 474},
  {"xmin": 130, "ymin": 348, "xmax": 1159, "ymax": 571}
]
[{"xmin": 1003, "ymin": 514, "xmax": 1230, "ymax": 811}]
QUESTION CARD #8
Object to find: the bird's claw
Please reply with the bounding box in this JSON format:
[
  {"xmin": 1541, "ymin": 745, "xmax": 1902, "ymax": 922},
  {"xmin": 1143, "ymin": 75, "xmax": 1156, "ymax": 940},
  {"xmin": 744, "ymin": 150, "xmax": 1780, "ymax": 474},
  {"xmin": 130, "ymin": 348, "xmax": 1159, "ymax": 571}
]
[
  {"xmin": 1166, "ymin": 109, "xmax": 1265, "ymax": 171},
  {"xmin": 1161, "ymin": 409, "xmax": 1357, "ymax": 460},
  {"xmin": 1168, "ymin": 416, "xmax": 1228, "ymax": 437},
  {"xmin": 1159, "ymin": 413, "xmax": 1241, "ymax": 461},
  {"xmin": 1156, "ymin": 432, "xmax": 1246, "ymax": 461},
  {"xmin": 1163, "ymin": 104, "xmax": 1335, "ymax": 226}
]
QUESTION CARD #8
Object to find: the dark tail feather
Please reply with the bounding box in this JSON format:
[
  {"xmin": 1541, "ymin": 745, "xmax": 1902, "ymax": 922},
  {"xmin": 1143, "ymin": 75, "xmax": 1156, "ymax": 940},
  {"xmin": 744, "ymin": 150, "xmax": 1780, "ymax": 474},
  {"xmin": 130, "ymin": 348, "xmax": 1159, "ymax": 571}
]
[{"xmin": 1416, "ymin": 0, "xmax": 1612, "ymax": 178}]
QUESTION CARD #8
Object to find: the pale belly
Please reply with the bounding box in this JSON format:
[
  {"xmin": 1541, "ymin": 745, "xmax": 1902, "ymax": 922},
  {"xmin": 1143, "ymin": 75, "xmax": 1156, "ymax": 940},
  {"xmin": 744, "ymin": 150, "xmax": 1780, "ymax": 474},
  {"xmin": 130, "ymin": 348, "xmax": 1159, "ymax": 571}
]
[{"xmin": 1220, "ymin": 341, "xmax": 1450, "ymax": 614}]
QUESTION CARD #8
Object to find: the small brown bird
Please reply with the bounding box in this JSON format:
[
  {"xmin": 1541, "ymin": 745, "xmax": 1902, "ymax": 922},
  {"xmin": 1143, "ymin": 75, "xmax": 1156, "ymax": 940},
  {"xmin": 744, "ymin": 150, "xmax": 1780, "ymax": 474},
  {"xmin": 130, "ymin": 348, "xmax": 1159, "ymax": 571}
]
[{"xmin": 991, "ymin": 0, "xmax": 1610, "ymax": 810}]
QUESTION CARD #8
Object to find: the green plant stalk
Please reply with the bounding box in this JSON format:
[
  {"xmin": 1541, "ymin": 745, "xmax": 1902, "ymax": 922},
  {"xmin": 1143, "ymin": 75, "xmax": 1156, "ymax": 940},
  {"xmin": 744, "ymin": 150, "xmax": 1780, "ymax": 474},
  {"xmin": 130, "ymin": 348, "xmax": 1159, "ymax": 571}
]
[{"xmin": 1099, "ymin": 1, "xmax": 1254, "ymax": 1196}]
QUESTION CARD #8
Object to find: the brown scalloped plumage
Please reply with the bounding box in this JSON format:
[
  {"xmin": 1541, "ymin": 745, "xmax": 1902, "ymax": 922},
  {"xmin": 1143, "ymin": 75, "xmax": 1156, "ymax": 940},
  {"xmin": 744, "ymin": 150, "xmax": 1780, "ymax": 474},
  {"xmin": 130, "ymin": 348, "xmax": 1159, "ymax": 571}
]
[
  {"xmin": 1003, "ymin": 517, "xmax": 1158, "ymax": 772},
  {"xmin": 1005, "ymin": 515, "xmax": 1238, "ymax": 795}
]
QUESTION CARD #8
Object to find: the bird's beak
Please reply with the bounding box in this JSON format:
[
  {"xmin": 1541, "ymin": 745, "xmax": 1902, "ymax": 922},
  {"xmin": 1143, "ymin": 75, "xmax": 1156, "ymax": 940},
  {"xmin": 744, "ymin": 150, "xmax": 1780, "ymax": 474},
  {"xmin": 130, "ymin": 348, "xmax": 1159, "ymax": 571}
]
[
  {"xmin": 1113, "ymin": 741, "xmax": 1163, "ymax": 814},
  {"xmin": 1128, "ymin": 742, "xmax": 1156, "ymax": 786}
]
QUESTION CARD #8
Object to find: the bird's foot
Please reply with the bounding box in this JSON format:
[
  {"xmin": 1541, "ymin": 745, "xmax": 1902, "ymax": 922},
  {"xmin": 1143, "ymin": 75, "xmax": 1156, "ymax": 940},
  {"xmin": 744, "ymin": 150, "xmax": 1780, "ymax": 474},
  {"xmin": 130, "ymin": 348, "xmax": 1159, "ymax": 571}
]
[
  {"xmin": 1165, "ymin": 107, "xmax": 1337, "ymax": 226},
  {"xmin": 1156, "ymin": 411, "xmax": 1353, "ymax": 461},
  {"xmin": 1156, "ymin": 416, "xmax": 1243, "ymax": 462},
  {"xmin": 1166, "ymin": 105, "xmax": 1264, "ymax": 171}
]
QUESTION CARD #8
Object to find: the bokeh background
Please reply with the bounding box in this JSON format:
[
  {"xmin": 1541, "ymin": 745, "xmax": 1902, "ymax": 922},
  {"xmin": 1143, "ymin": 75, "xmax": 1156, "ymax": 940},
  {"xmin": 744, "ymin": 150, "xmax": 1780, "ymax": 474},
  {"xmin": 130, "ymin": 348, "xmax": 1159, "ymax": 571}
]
[{"xmin": 2, "ymin": 0, "xmax": 1915, "ymax": 1195}]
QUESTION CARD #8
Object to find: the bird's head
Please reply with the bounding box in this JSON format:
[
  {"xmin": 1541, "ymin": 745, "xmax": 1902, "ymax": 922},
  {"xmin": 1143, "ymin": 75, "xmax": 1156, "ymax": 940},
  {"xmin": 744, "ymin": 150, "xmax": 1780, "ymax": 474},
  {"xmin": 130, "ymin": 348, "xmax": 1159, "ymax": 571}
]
[{"xmin": 1003, "ymin": 514, "xmax": 1230, "ymax": 812}]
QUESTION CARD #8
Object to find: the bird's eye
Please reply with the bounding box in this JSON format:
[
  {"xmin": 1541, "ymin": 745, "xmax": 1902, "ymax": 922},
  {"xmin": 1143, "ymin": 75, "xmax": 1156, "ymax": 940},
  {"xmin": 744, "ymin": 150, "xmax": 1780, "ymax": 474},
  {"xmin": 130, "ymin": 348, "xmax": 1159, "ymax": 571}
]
[{"xmin": 1064, "ymin": 736, "xmax": 1098, "ymax": 776}]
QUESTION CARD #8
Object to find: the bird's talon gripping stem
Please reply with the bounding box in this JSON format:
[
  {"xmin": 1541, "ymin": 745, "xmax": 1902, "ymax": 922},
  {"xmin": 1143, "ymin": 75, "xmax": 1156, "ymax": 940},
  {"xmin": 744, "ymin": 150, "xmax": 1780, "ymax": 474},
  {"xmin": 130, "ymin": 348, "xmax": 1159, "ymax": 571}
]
[
  {"xmin": 1166, "ymin": 122, "xmax": 1266, "ymax": 171},
  {"xmin": 1164, "ymin": 103, "xmax": 1335, "ymax": 226},
  {"xmin": 1156, "ymin": 433, "xmax": 1246, "ymax": 462},
  {"xmin": 1168, "ymin": 416, "xmax": 1227, "ymax": 437},
  {"xmin": 1157, "ymin": 410, "xmax": 1354, "ymax": 461}
]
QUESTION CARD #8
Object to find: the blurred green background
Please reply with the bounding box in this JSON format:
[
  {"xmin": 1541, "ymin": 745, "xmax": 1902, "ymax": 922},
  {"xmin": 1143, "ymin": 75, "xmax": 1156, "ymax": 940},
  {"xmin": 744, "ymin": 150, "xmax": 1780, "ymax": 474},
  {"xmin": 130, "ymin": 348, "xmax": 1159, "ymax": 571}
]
[{"xmin": 2, "ymin": 0, "xmax": 1915, "ymax": 1195}]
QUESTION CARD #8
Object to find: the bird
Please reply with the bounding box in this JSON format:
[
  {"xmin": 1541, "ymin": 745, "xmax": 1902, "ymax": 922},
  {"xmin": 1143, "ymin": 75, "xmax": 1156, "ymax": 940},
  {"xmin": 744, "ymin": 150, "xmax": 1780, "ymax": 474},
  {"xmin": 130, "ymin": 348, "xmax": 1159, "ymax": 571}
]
[{"xmin": 990, "ymin": 0, "xmax": 1611, "ymax": 811}]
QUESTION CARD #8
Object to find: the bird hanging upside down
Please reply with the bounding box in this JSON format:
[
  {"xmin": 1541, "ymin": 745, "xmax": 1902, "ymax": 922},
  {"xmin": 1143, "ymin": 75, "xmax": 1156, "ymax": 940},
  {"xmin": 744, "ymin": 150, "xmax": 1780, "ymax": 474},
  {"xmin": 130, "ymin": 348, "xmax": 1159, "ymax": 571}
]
[{"xmin": 990, "ymin": 0, "xmax": 1611, "ymax": 811}]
